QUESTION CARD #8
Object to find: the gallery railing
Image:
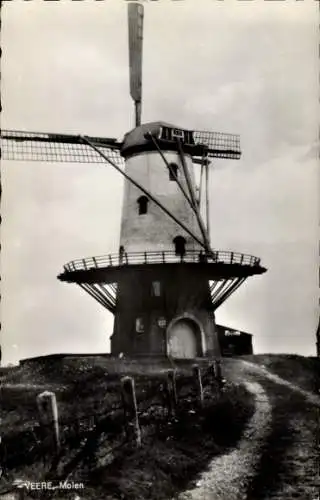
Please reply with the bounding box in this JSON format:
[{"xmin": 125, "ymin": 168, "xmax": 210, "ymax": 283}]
[{"xmin": 63, "ymin": 250, "xmax": 261, "ymax": 273}]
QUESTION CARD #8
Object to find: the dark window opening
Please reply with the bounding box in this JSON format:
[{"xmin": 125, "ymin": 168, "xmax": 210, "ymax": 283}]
[
  {"xmin": 168, "ymin": 163, "xmax": 178, "ymax": 181},
  {"xmin": 119, "ymin": 245, "xmax": 125, "ymax": 264},
  {"xmin": 173, "ymin": 236, "xmax": 186, "ymax": 257},
  {"xmin": 137, "ymin": 196, "xmax": 149, "ymax": 215}
]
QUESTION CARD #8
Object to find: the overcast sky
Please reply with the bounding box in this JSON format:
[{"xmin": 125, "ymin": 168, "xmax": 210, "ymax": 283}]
[{"xmin": 1, "ymin": 0, "xmax": 319, "ymax": 365}]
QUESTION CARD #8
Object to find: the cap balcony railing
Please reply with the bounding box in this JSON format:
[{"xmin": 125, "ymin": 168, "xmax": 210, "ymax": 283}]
[{"xmin": 62, "ymin": 250, "xmax": 261, "ymax": 273}]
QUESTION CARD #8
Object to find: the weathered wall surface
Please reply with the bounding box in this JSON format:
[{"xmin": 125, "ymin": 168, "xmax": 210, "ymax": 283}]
[
  {"xmin": 111, "ymin": 266, "xmax": 220, "ymax": 358},
  {"xmin": 119, "ymin": 150, "xmax": 202, "ymax": 253}
]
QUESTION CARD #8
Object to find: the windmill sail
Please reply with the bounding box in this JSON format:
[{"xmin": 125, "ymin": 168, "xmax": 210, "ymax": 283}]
[
  {"xmin": 1, "ymin": 130, "xmax": 124, "ymax": 167},
  {"xmin": 128, "ymin": 2, "xmax": 144, "ymax": 126},
  {"xmin": 193, "ymin": 130, "xmax": 241, "ymax": 160}
]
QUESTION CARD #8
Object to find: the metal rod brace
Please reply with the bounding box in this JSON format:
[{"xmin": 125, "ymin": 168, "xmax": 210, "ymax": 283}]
[{"xmin": 81, "ymin": 135, "xmax": 209, "ymax": 252}]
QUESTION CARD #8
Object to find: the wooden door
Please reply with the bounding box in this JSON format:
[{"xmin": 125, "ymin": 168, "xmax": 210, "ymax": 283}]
[{"xmin": 168, "ymin": 319, "xmax": 197, "ymax": 358}]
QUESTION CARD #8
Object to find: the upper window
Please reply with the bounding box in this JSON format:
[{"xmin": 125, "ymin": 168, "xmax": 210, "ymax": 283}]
[
  {"xmin": 168, "ymin": 163, "xmax": 178, "ymax": 181},
  {"xmin": 136, "ymin": 317, "xmax": 144, "ymax": 333},
  {"xmin": 172, "ymin": 129, "xmax": 185, "ymax": 140},
  {"xmin": 173, "ymin": 236, "xmax": 186, "ymax": 257},
  {"xmin": 151, "ymin": 281, "xmax": 161, "ymax": 297},
  {"xmin": 137, "ymin": 196, "xmax": 149, "ymax": 215}
]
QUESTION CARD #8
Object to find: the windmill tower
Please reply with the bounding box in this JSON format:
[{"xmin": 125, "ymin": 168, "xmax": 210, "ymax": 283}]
[{"xmin": 1, "ymin": 3, "xmax": 266, "ymax": 360}]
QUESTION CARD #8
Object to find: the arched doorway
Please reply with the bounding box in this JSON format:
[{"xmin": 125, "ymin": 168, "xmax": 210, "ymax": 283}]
[{"xmin": 167, "ymin": 316, "xmax": 204, "ymax": 358}]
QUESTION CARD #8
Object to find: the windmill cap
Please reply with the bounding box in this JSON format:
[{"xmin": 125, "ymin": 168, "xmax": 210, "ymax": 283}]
[{"xmin": 121, "ymin": 121, "xmax": 200, "ymax": 158}]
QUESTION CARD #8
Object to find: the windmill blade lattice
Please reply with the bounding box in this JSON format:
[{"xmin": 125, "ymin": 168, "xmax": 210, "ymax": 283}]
[
  {"xmin": 193, "ymin": 130, "xmax": 241, "ymax": 160},
  {"xmin": 1, "ymin": 130, "xmax": 125, "ymax": 167}
]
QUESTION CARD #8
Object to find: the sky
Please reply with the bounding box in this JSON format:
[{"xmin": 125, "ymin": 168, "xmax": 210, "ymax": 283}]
[{"xmin": 1, "ymin": 0, "xmax": 319, "ymax": 365}]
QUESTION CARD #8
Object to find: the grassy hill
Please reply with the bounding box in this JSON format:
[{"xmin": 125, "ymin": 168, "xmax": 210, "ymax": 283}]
[
  {"xmin": 1, "ymin": 353, "xmax": 319, "ymax": 499},
  {"xmin": 238, "ymin": 354, "xmax": 319, "ymax": 393},
  {"xmin": 0, "ymin": 356, "xmax": 254, "ymax": 500}
]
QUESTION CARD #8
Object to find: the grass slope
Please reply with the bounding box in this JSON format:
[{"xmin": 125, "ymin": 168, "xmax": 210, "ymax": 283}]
[
  {"xmin": 1, "ymin": 358, "xmax": 255, "ymax": 500},
  {"xmin": 239, "ymin": 354, "xmax": 320, "ymax": 393}
]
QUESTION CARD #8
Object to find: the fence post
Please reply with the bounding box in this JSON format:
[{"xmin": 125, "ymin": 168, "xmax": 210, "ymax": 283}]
[
  {"xmin": 165, "ymin": 370, "xmax": 178, "ymax": 417},
  {"xmin": 168, "ymin": 369, "xmax": 178, "ymax": 406},
  {"xmin": 0, "ymin": 433, "xmax": 7, "ymax": 480},
  {"xmin": 121, "ymin": 376, "xmax": 141, "ymax": 447},
  {"xmin": 208, "ymin": 361, "xmax": 216, "ymax": 383},
  {"xmin": 36, "ymin": 391, "xmax": 60, "ymax": 457},
  {"xmin": 215, "ymin": 358, "xmax": 223, "ymax": 392},
  {"xmin": 192, "ymin": 364, "xmax": 204, "ymax": 407}
]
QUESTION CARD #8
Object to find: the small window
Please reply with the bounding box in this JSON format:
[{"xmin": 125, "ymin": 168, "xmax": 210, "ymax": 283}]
[
  {"xmin": 137, "ymin": 196, "xmax": 149, "ymax": 215},
  {"xmin": 168, "ymin": 163, "xmax": 178, "ymax": 181},
  {"xmin": 157, "ymin": 317, "xmax": 167, "ymax": 328},
  {"xmin": 172, "ymin": 128, "xmax": 185, "ymax": 140},
  {"xmin": 151, "ymin": 281, "xmax": 161, "ymax": 297},
  {"xmin": 135, "ymin": 318, "xmax": 144, "ymax": 333},
  {"xmin": 173, "ymin": 236, "xmax": 186, "ymax": 257}
]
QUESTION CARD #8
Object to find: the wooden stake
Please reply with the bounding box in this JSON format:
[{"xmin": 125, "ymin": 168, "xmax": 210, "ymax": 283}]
[
  {"xmin": 208, "ymin": 362, "xmax": 216, "ymax": 382},
  {"xmin": 192, "ymin": 364, "xmax": 204, "ymax": 407},
  {"xmin": 165, "ymin": 370, "xmax": 178, "ymax": 417},
  {"xmin": 215, "ymin": 359, "xmax": 223, "ymax": 392},
  {"xmin": 121, "ymin": 376, "xmax": 141, "ymax": 447},
  {"xmin": 167, "ymin": 369, "xmax": 178, "ymax": 406},
  {"xmin": 36, "ymin": 391, "xmax": 60, "ymax": 456}
]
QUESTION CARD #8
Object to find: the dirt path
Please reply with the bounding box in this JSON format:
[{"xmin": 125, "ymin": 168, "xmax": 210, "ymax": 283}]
[
  {"xmin": 173, "ymin": 358, "xmax": 320, "ymax": 500},
  {"xmin": 172, "ymin": 380, "xmax": 272, "ymax": 500},
  {"xmin": 237, "ymin": 359, "xmax": 320, "ymax": 500}
]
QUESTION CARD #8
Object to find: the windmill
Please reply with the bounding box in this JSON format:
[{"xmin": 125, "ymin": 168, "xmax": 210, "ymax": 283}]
[{"xmin": 1, "ymin": 3, "xmax": 266, "ymax": 360}]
